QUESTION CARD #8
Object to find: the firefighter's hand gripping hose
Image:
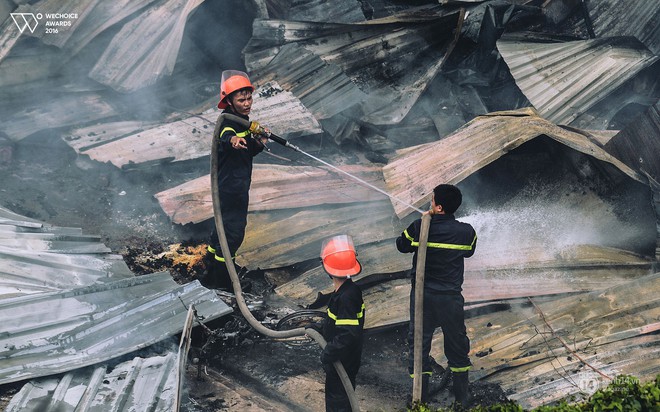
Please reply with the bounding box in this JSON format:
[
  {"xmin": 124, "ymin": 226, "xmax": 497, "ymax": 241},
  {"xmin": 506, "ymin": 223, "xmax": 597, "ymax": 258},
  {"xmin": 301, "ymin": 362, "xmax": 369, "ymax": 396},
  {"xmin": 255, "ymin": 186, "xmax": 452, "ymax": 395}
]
[{"xmin": 211, "ymin": 113, "xmax": 360, "ymax": 412}]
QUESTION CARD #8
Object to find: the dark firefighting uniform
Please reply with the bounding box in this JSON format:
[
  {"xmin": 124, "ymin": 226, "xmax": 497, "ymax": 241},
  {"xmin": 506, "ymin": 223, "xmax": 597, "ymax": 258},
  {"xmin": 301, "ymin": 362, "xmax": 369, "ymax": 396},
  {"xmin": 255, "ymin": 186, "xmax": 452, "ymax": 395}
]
[
  {"xmin": 396, "ymin": 214, "xmax": 477, "ymax": 376},
  {"xmin": 321, "ymin": 279, "xmax": 365, "ymax": 412},
  {"xmin": 207, "ymin": 109, "xmax": 264, "ymax": 287}
]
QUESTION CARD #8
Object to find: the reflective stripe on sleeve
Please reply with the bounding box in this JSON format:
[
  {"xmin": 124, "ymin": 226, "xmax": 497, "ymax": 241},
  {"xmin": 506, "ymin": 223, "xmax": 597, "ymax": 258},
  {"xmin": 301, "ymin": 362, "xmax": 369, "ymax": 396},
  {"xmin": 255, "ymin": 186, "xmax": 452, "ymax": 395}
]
[
  {"xmin": 327, "ymin": 303, "xmax": 365, "ymax": 326},
  {"xmin": 221, "ymin": 127, "xmax": 250, "ymax": 138},
  {"xmin": 409, "ymin": 233, "xmax": 477, "ymax": 250}
]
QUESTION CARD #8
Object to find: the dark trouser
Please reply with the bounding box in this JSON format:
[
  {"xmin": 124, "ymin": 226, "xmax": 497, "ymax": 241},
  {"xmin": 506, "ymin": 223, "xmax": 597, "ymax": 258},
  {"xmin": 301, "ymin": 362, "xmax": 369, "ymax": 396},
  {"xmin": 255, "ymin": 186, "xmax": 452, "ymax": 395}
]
[
  {"xmin": 325, "ymin": 364, "xmax": 358, "ymax": 412},
  {"xmin": 208, "ymin": 191, "xmax": 249, "ymax": 288},
  {"xmin": 407, "ymin": 288, "xmax": 470, "ymax": 375}
]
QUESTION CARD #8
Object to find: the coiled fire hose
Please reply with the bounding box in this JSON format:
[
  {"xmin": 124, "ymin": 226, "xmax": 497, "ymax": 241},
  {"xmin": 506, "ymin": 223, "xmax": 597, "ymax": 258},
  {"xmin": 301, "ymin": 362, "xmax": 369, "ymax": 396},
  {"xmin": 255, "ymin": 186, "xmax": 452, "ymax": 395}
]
[{"xmin": 210, "ymin": 113, "xmax": 360, "ymax": 412}]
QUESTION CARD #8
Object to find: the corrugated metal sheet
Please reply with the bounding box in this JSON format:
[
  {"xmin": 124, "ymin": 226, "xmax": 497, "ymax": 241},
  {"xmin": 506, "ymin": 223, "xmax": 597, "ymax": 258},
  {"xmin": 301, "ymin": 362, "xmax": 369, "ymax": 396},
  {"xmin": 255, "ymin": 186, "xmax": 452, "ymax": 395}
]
[
  {"xmin": 588, "ymin": 0, "xmax": 660, "ymax": 55},
  {"xmin": 63, "ymin": 81, "xmax": 321, "ymax": 169},
  {"xmin": 382, "ymin": 108, "xmax": 643, "ymax": 218},
  {"xmin": 251, "ymin": 43, "xmax": 369, "ymax": 120},
  {"xmin": 155, "ymin": 164, "xmax": 388, "ymax": 224},
  {"xmin": 6, "ymin": 354, "xmax": 179, "ymax": 411},
  {"xmin": 0, "ymin": 206, "xmax": 133, "ymax": 298},
  {"xmin": 497, "ymin": 35, "xmax": 658, "ymax": 125},
  {"xmin": 0, "ymin": 271, "xmax": 230, "ymax": 385},
  {"xmin": 244, "ymin": 10, "xmax": 462, "ymax": 125},
  {"xmin": 279, "ymin": 244, "xmax": 654, "ymax": 329},
  {"xmin": 443, "ymin": 273, "xmax": 660, "ymax": 409},
  {"xmin": 6, "ymin": 306, "xmax": 197, "ymax": 412},
  {"xmin": 604, "ymin": 100, "xmax": 660, "ymax": 183}
]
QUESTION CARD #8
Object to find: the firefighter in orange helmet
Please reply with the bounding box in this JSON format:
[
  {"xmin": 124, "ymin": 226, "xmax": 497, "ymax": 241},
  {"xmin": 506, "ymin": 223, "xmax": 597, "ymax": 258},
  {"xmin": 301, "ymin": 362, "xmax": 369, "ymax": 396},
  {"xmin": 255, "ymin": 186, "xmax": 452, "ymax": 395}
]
[
  {"xmin": 203, "ymin": 70, "xmax": 268, "ymax": 290},
  {"xmin": 319, "ymin": 235, "xmax": 365, "ymax": 412}
]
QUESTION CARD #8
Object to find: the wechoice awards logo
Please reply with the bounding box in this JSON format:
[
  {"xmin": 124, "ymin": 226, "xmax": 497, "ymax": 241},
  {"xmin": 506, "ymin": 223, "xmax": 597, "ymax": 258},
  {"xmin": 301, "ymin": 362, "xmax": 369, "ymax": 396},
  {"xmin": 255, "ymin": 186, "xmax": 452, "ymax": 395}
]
[
  {"xmin": 10, "ymin": 13, "xmax": 39, "ymax": 34},
  {"xmin": 10, "ymin": 12, "xmax": 78, "ymax": 35}
]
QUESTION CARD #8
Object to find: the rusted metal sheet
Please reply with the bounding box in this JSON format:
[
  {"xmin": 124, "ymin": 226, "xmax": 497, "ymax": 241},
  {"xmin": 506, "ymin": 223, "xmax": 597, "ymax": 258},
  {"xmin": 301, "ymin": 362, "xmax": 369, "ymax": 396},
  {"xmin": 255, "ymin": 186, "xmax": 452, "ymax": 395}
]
[
  {"xmin": 88, "ymin": 0, "xmax": 204, "ymax": 92},
  {"xmin": 244, "ymin": 10, "xmax": 463, "ymax": 125},
  {"xmin": 238, "ymin": 201, "xmax": 399, "ymax": 269},
  {"xmin": 438, "ymin": 272, "xmax": 660, "ymax": 409},
  {"xmin": 382, "ymin": 108, "xmax": 643, "ymax": 218},
  {"xmin": 70, "ymin": 82, "xmax": 321, "ymax": 168},
  {"xmin": 604, "ymin": 101, "xmax": 660, "ymax": 183},
  {"xmin": 587, "ymin": 0, "xmax": 660, "ymax": 55},
  {"xmin": 497, "ymin": 35, "xmax": 658, "ymax": 125},
  {"xmin": 279, "ymin": 244, "xmax": 654, "ymax": 328},
  {"xmin": 251, "ymin": 43, "xmax": 369, "ymax": 120},
  {"xmin": 155, "ymin": 164, "xmax": 388, "ymax": 225},
  {"xmin": 0, "ymin": 272, "xmax": 231, "ymax": 385}
]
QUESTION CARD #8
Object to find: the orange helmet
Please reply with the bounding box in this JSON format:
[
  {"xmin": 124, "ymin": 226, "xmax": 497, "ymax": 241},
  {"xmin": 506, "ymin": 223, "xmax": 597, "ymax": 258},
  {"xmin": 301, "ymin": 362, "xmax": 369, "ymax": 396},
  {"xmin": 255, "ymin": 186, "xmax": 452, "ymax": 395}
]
[
  {"xmin": 320, "ymin": 235, "xmax": 362, "ymax": 278},
  {"xmin": 218, "ymin": 70, "xmax": 254, "ymax": 109}
]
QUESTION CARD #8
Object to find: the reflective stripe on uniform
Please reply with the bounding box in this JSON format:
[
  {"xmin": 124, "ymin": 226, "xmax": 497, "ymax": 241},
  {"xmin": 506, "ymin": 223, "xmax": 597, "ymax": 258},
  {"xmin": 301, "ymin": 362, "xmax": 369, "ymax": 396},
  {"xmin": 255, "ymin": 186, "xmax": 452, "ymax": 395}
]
[
  {"xmin": 450, "ymin": 366, "xmax": 471, "ymax": 372},
  {"xmin": 404, "ymin": 229, "xmax": 477, "ymax": 251},
  {"xmin": 327, "ymin": 303, "xmax": 365, "ymax": 326},
  {"xmin": 207, "ymin": 246, "xmax": 235, "ymax": 262},
  {"xmin": 409, "ymin": 372, "xmax": 433, "ymax": 378},
  {"xmin": 221, "ymin": 127, "xmax": 250, "ymax": 138}
]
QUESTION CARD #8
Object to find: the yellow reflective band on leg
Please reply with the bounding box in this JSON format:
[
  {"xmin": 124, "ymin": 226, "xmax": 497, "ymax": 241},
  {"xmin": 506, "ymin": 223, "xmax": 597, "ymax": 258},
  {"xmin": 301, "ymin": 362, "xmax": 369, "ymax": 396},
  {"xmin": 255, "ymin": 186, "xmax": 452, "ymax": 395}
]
[
  {"xmin": 214, "ymin": 255, "xmax": 226, "ymax": 262},
  {"xmin": 207, "ymin": 245, "xmax": 216, "ymax": 254},
  {"xmin": 450, "ymin": 366, "xmax": 471, "ymax": 372},
  {"xmin": 409, "ymin": 372, "xmax": 433, "ymax": 378}
]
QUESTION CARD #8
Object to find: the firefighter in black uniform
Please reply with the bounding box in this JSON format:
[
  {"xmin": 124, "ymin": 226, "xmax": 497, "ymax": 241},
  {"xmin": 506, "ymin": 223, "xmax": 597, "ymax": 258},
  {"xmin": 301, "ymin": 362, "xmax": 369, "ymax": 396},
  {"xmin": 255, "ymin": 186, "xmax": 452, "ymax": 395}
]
[
  {"xmin": 396, "ymin": 184, "xmax": 477, "ymax": 407},
  {"xmin": 204, "ymin": 70, "xmax": 268, "ymax": 289},
  {"xmin": 319, "ymin": 235, "xmax": 365, "ymax": 412}
]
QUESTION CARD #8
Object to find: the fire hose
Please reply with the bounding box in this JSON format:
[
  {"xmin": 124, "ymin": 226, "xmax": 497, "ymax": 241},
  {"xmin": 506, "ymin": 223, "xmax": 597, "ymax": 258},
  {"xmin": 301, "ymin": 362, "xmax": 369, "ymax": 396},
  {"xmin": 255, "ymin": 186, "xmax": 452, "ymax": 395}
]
[{"xmin": 210, "ymin": 113, "xmax": 360, "ymax": 412}]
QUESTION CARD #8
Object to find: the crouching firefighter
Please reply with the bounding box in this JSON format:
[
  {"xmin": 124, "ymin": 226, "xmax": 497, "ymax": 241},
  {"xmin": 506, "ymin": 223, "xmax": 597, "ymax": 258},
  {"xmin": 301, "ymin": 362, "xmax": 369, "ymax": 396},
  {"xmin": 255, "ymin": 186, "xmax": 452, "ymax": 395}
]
[
  {"xmin": 203, "ymin": 70, "xmax": 269, "ymax": 289},
  {"xmin": 319, "ymin": 235, "xmax": 365, "ymax": 412},
  {"xmin": 396, "ymin": 184, "xmax": 477, "ymax": 407}
]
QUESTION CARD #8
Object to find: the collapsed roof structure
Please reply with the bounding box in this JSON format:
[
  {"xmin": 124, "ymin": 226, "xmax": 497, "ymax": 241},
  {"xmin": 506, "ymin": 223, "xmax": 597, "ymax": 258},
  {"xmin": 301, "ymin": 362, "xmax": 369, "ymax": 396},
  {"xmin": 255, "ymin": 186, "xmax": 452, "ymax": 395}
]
[{"xmin": 0, "ymin": 0, "xmax": 658, "ymax": 410}]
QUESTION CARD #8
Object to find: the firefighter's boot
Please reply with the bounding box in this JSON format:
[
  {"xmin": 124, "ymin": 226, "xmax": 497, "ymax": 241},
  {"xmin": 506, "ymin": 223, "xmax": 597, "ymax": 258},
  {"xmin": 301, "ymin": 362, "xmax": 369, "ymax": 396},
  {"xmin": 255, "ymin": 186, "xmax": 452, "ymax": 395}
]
[
  {"xmin": 199, "ymin": 251, "xmax": 219, "ymax": 288},
  {"xmin": 406, "ymin": 374, "xmax": 430, "ymax": 407},
  {"xmin": 452, "ymin": 371, "xmax": 469, "ymax": 408}
]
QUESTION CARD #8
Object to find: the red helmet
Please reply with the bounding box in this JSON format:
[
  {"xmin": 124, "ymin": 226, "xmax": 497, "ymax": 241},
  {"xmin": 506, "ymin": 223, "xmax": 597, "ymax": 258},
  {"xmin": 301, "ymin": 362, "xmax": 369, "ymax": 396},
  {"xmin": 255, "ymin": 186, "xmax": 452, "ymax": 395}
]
[
  {"xmin": 218, "ymin": 70, "xmax": 254, "ymax": 109},
  {"xmin": 320, "ymin": 235, "xmax": 362, "ymax": 278}
]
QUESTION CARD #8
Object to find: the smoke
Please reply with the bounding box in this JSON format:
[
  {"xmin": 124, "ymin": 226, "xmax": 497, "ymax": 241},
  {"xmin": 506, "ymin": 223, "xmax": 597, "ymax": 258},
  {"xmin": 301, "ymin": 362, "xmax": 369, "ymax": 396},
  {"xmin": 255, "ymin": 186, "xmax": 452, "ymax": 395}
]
[{"xmin": 460, "ymin": 179, "xmax": 655, "ymax": 258}]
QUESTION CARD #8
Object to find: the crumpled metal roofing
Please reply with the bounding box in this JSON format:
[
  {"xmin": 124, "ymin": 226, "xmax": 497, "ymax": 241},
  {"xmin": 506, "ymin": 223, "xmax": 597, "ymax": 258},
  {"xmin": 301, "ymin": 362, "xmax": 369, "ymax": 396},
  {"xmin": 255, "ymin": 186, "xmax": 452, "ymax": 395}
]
[
  {"xmin": 0, "ymin": 206, "xmax": 231, "ymax": 390},
  {"xmin": 0, "ymin": 206, "xmax": 133, "ymax": 298},
  {"xmin": 587, "ymin": 0, "xmax": 660, "ymax": 55},
  {"xmin": 6, "ymin": 306, "xmax": 196, "ymax": 412},
  {"xmin": 0, "ymin": 271, "xmax": 230, "ymax": 385},
  {"xmin": 382, "ymin": 108, "xmax": 643, "ymax": 218},
  {"xmin": 244, "ymin": 10, "xmax": 462, "ymax": 125},
  {"xmin": 497, "ymin": 35, "xmax": 658, "ymax": 125},
  {"xmin": 6, "ymin": 354, "xmax": 180, "ymax": 411}
]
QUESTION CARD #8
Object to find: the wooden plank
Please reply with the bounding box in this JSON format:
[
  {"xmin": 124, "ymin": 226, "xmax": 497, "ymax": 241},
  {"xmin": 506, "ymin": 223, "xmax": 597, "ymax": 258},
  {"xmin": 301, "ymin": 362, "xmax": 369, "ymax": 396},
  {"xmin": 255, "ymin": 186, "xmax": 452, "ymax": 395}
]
[
  {"xmin": 76, "ymin": 81, "xmax": 320, "ymax": 167},
  {"xmin": 382, "ymin": 108, "xmax": 644, "ymax": 218},
  {"xmin": 155, "ymin": 164, "xmax": 388, "ymax": 224},
  {"xmin": 88, "ymin": 0, "xmax": 204, "ymax": 92}
]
